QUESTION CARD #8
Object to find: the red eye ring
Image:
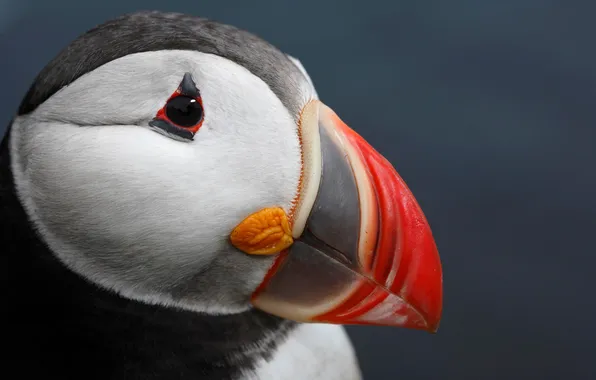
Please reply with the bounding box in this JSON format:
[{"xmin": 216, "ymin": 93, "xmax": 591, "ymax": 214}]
[
  {"xmin": 149, "ymin": 72, "xmax": 204, "ymax": 141},
  {"xmin": 155, "ymin": 93, "xmax": 204, "ymax": 133}
]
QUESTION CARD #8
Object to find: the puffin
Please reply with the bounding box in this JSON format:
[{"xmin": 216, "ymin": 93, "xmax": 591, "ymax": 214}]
[{"xmin": 0, "ymin": 11, "xmax": 443, "ymax": 380}]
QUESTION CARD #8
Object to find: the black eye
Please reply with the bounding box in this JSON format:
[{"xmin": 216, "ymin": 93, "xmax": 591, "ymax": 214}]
[{"xmin": 165, "ymin": 96, "xmax": 203, "ymax": 127}]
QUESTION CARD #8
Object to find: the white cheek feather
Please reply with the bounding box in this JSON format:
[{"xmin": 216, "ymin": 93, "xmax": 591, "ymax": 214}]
[
  {"xmin": 10, "ymin": 50, "xmax": 305, "ymax": 314},
  {"xmin": 240, "ymin": 324, "xmax": 362, "ymax": 380}
]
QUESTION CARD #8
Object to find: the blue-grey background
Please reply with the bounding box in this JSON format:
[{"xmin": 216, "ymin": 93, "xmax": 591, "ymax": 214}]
[{"xmin": 1, "ymin": 1, "xmax": 594, "ymax": 379}]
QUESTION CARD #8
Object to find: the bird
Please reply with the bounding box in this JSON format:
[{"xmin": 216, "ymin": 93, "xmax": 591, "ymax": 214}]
[{"xmin": 0, "ymin": 11, "xmax": 443, "ymax": 380}]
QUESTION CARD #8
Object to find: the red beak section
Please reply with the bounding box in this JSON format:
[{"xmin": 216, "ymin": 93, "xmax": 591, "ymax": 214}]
[{"xmin": 251, "ymin": 103, "xmax": 443, "ymax": 332}]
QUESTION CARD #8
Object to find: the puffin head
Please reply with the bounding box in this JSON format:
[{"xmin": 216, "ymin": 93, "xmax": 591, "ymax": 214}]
[{"xmin": 9, "ymin": 11, "xmax": 442, "ymax": 331}]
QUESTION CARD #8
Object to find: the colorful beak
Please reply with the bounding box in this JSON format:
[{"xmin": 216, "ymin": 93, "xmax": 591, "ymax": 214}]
[{"xmin": 250, "ymin": 101, "xmax": 443, "ymax": 332}]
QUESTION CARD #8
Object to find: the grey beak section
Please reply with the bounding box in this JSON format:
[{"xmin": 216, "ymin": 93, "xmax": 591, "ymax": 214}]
[{"xmin": 297, "ymin": 124, "xmax": 361, "ymax": 266}]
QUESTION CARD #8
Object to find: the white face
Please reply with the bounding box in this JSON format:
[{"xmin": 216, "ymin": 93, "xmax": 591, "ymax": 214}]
[{"xmin": 10, "ymin": 50, "xmax": 316, "ymax": 314}]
